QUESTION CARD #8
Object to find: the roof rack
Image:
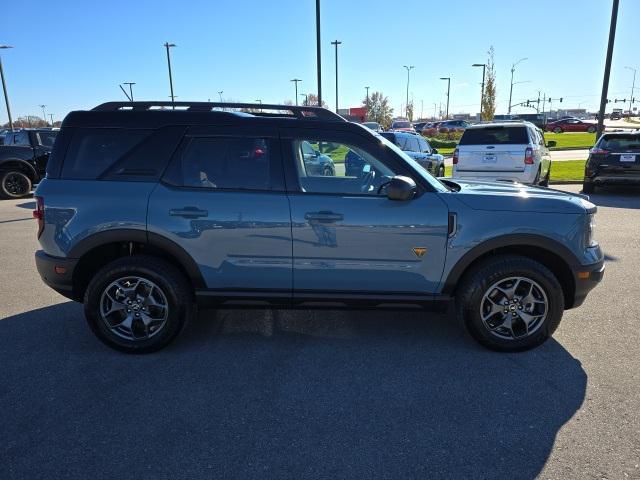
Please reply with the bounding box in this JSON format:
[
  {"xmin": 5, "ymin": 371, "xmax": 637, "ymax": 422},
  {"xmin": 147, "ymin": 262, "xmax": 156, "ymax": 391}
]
[{"xmin": 92, "ymin": 101, "xmax": 345, "ymax": 121}]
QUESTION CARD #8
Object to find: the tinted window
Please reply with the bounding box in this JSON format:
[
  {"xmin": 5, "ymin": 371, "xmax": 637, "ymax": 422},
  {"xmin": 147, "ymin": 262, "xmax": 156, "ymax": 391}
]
[
  {"xmin": 15, "ymin": 131, "xmax": 30, "ymax": 146},
  {"xmin": 391, "ymin": 121, "xmax": 411, "ymax": 129},
  {"xmin": 417, "ymin": 136, "xmax": 431, "ymax": 153},
  {"xmin": 62, "ymin": 128, "xmax": 150, "ymax": 179},
  {"xmin": 599, "ymin": 135, "xmax": 640, "ymax": 150},
  {"xmin": 459, "ymin": 127, "xmax": 529, "ymax": 145},
  {"xmin": 406, "ymin": 137, "xmax": 420, "ymax": 152},
  {"xmin": 180, "ymin": 137, "xmax": 272, "ymax": 190},
  {"xmin": 37, "ymin": 131, "xmax": 57, "ymax": 148}
]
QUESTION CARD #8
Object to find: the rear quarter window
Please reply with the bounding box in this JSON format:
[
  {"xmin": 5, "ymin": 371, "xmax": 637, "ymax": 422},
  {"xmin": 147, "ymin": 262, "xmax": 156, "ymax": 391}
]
[{"xmin": 459, "ymin": 126, "xmax": 529, "ymax": 145}]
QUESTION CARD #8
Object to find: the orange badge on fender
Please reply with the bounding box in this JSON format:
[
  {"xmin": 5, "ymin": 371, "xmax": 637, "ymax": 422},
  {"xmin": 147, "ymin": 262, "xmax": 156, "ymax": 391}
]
[{"xmin": 413, "ymin": 247, "xmax": 427, "ymax": 258}]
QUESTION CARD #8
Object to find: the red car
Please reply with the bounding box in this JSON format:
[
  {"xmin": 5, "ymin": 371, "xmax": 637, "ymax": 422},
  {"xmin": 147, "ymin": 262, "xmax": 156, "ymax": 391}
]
[{"xmin": 546, "ymin": 118, "xmax": 597, "ymax": 133}]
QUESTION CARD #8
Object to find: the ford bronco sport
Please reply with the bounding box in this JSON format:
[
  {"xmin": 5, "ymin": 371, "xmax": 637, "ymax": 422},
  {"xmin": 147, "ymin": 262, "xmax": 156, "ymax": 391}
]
[{"xmin": 34, "ymin": 102, "xmax": 604, "ymax": 353}]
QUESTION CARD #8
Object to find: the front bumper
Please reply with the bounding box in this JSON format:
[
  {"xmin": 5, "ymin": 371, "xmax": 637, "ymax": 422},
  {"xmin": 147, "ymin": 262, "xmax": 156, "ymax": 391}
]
[
  {"xmin": 569, "ymin": 258, "xmax": 605, "ymax": 309},
  {"xmin": 35, "ymin": 250, "xmax": 79, "ymax": 301}
]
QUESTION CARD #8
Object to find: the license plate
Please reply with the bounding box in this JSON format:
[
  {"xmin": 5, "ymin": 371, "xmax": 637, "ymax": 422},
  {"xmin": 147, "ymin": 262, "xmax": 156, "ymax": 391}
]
[
  {"xmin": 483, "ymin": 155, "xmax": 497, "ymax": 163},
  {"xmin": 620, "ymin": 154, "xmax": 636, "ymax": 162}
]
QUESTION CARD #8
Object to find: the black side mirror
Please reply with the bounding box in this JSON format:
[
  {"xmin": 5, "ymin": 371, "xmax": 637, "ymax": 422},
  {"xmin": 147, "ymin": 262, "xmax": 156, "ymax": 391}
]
[
  {"xmin": 432, "ymin": 148, "xmax": 439, "ymax": 154},
  {"xmin": 386, "ymin": 175, "xmax": 416, "ymax": 201},
  {"xmin": 546, "ymin": 140, "xmax": 557, "ymax": 148}
]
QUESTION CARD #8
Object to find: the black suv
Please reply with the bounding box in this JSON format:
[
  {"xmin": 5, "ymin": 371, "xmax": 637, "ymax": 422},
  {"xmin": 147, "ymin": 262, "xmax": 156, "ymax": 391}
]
[
  {"xmin": 583, "ymin": 131, "xmax": 640, "ymax": 193},
  {"xmin": 0, "ymin": 128, "xmax": 57, "ymax": 198}
]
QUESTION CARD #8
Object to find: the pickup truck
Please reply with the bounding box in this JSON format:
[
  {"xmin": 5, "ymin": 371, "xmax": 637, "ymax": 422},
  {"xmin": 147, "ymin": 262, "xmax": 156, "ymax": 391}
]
[{"xmin": 0, "ymin": 129, "xmax": 57, "ymax": 198}]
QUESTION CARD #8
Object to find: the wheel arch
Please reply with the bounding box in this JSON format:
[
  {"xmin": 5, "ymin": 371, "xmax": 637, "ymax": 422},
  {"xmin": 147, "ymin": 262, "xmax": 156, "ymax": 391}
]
[
  {"xmin": 0, "ymin": 158, "xmax": 38, "ymax": 181},
  {"xmin": 443, "ymin": 234, "xmax": 578, "ymax": 308},
  {"xmin": 69, "ymin": 229, "xmax": 205, "ymax": 301}
]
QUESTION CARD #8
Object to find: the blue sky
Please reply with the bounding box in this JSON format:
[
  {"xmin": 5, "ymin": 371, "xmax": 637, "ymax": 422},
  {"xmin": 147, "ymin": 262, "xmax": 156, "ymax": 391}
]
[{"xmin": 1, "ymin": 0, "xmax": 638, "ymax": 123}]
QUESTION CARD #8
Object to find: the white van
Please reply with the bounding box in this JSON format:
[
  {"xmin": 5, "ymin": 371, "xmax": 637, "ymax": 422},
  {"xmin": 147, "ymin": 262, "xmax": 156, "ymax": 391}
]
[{"xmin": 452, "ymin": 121, "xmax": 554, "ymax": 185}]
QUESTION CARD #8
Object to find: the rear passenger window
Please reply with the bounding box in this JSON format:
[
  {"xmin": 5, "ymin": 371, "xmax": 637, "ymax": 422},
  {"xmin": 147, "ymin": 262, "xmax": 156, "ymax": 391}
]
[
  {"xmin": 179, "ymin": 137, "xmax": 272, "ymax": 190},
  {"xmin": 62, "ymin": 128, "xmax": 149, "ymax": 179}
]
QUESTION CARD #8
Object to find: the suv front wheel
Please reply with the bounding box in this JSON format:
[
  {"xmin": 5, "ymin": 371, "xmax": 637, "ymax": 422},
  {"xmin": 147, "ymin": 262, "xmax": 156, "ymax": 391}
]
[
  {"xmin": 0, "ymin": 169, "xmax": 32, "ymax": 199},
  {"xmin": 456, "ymin": 255, "xmax": 564, "ymax": 351},
  {"xmin": 84, "ymin": 255, "xmax": 195, "ymax": 353}
]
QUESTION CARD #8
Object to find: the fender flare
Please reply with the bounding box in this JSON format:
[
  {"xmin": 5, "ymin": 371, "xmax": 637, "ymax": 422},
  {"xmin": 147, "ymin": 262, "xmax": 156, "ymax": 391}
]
[
  {"xmin": 68, "ymin": 228, "xmax": 206, "ymax": 289},
  {"xmin": 0, "ymin": 158, "xmax": 39, "ymax": 181},
  {"xmin": 442, "ymin": 233, "xmax": 580, "ymax": 294}
]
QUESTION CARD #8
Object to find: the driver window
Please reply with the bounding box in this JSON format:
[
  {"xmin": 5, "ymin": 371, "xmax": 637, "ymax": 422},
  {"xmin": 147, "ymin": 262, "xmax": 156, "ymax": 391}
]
[{"xmin": 293, "ymin": 138, "xmax": 398, "ymax": 195}]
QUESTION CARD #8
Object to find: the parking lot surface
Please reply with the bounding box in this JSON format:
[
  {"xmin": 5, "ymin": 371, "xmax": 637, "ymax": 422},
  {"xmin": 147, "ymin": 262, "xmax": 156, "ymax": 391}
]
[{"xmin": 1, "ymin": 185, "xmax": 639, "ymax": 479}]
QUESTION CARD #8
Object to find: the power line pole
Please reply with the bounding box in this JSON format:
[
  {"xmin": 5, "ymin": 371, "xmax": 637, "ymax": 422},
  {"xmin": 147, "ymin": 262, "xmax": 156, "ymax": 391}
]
[
  {"xmin": 290, "ymin": 78, "xmax": 302, "ymax": 106},
  {"xmin": 508, "ymin": 58, "xmax": 528, "ymax": 114},
  {"xmin": 403, "ymin": 65, "xmax": 414, "ymax": 119},
  {"xmin": 625, "ymin": 66, "xmax": 636, "ymax": 116},
  {"xmin": 49, "ymin": 113, "xmax": 54, "ymax": 126},
  {"xmin": 39, "ymin": 104, "xmax": 46, "ymax": 125},
  {"xmin": 597, "ymin": 0, "xmax": 619, "ymax": 138},
  {"xmin": 365, "ymin": 86, "xmax": 370, "ymax": 120},
  {"xmin": 315, "ymin": 0, "xmax": 322, "ymax": 106},
  {"xmin": 472, "ymin": 63, "xmax": 486, "ymax": 120},
  {"xmin": 331, "ymin": 40, "xmax": 342, "ymax": 112},
  {"xmin": 124, "ymin": 82, "xmax": 135, "ymax": 101},
  {"xmin": 440, "ymin": 77, "xmax": 450, "ymax": 119},
  {"xmin": 164, "ymin": 42, "xmax": 176, "ymax": 105},
  {"xmin": 0, "ymin": 45, "xmax": 14, "ymax": 130}
]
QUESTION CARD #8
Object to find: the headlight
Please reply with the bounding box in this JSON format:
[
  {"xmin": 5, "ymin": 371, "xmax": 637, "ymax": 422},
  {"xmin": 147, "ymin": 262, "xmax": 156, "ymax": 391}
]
[{"xmin": 586, "ymin": 213, "xmax": 597, "ymax": 247}]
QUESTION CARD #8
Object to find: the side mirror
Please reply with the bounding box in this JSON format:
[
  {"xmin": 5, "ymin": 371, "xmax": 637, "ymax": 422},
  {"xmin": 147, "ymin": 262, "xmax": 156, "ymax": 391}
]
[
  {"xmin": 546, "ymin": 140, "xmax": 557, "ymax": 148},
  {"xmin": 386, "ymin": 175, "xmax": 416, "ymax": 201},
  {"xmin": 432, "ymin": 148, "xmax": 439, "ymax": 154}
]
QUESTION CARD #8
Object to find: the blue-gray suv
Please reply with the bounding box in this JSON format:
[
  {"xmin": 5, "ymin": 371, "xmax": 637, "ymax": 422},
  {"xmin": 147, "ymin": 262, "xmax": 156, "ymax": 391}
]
[{"xmin": 34, "ymin": 102, "xmax": 604, "ymax": 353}]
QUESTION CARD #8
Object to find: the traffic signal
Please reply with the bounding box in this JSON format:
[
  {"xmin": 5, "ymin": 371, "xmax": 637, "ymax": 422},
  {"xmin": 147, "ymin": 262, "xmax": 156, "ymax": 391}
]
[{"xmin": 559, "ymin": 98, "xmax": 563, "ymax": 102}]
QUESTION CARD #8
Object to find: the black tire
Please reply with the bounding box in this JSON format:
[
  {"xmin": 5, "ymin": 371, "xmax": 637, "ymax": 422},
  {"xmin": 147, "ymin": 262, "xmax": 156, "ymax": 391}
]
[
  {"xmin": 553, "ymin": 127, "xmax": 563, "ymax": 134},
  {"xmin": 455, "ymin": 255, "xmax": 565, "ymax": 352},
  {"xmin": 582, "ymin": 181, "xmax": 595, "ymax": 194},
  {"xmin": 83, "ymin": 255, "xmax": 195, "ymax": 353},
  {"xmin": 587, "ymin": 126, "xmax": 596, "ymax": 133},
  {"xmin": 539, "ymin": 164, "xmax": 551, "ymax": 187},
  {"xmin": 438, "ymin": 165, "xmax": 445, "ymax": 177},
  {"xmin": 0, "ymin": 169, "xmax": 32, "ymax": 199}
]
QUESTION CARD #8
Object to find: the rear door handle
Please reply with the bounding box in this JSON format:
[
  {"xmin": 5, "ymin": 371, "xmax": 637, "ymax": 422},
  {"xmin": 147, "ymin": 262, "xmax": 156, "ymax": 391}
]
[
  {"xmin": 169, "ymin": 207, "xmax": 209, "ymax": 218},
  {"xmin": 305, "ymin": 211, "xmax": 344, "ymax": 222}
]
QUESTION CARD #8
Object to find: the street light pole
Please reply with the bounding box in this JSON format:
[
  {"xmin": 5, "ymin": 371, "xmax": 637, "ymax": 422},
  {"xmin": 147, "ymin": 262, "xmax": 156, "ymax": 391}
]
[
  {"xmin": 315, "ymin": 0, "xmax": 322, "ymax": 106},
  {"xmin": 300, "ymin": 93, "xmax": 308, "ymax": 105},
  {"xmin": 164, "ymin": 42, "xmax": 176, "ymax": 105},
  {"xmin": 597, "ymin": 0, "xmax": 619, "ymax": 138},
  {"xmin": 0, "ymin": 45, "xmax": 14, "ymax": 130},
  {"xmin": 290, "ymin": 78, "xmax": 302, "ymax": 106},
  {"xmin": 331, "ymin": 40, "xmax": 342, "ymax": 112},
  {"xmin": 365, "ymin": 86, "xmax": 370, "ymax": 120},
  {"xmin": 440, "ymin": 77, "xmax": 450, "ymax": 119},
  {"xmin": 39, "ymin": 105, "xmax": 47, "ymax": 125},
  {"xmin": 472, "ymin": 63, "xmax": 486, "ymax": 120},
  {"xmin": 218, "ymin": 91, "xmax": 223, "ymax": 102},
  {"xmin": 403, "ymin": 65, "xmax": 414, "ymax": 119},
  {"xmin": 508, "ymin": 57, "xmax": 528, "ymax": 114},
  {"xmin": 625, "ymin": 66, "xmax": 636, "ymax": 116}
]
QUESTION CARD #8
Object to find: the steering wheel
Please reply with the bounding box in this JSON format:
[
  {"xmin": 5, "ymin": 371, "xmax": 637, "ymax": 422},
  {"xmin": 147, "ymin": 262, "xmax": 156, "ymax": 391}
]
[{"xmin": 360, "ymin": 170, "xmax": 376, "ymax": 193}]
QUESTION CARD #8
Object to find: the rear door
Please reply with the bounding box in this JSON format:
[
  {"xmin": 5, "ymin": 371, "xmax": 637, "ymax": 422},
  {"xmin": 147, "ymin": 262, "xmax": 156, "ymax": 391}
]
[
  {"xmin": 148, "ymin": 124, "xmax": 293, "ymax": 299},
  {"xmin": 457, "ymin": 126, "xmax": 528, "ymax": 172}
]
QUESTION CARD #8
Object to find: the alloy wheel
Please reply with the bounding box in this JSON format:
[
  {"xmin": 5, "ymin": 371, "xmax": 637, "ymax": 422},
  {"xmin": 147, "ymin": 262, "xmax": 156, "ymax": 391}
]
[{"xmin": 3, "ymin": 172, "xmax": 30, "ymax": 197}]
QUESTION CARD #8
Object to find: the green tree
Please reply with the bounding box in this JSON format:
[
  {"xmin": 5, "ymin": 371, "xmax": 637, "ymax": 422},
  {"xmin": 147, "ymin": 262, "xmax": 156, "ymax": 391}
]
[
  {"xmin": 406, "ymin": 101, "xmax": 414, "ymax": 122},
  {"xmin": 481, "ymin": 46, "xmax": 496, "ymax": 121},
  {"xmin": 363, "ymin": 91, "xmax": 393, "ymax": 129}
]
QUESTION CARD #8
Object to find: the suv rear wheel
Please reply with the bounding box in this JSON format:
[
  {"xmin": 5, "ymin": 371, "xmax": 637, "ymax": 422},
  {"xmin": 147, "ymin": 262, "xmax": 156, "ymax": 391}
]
[
  {"xmin": 0, "ymin": 169, "xmax": 32, "ymax": 199},
  {"xmin": 84, "ymin": 255, "xmax": 195, "ymax": 353},
  {"xmin": 456, "ymin": 255, "xmax": 564, "ymax": 351}
]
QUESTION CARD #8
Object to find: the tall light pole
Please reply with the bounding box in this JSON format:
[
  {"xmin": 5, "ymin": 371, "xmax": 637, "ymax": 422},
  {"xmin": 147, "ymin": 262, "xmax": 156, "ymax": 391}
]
[
  {"xmin": 315, "ymin": 0, "xmax": 322, "ymax": 106},
  {"xmin": 403, "ymin": 65, "xmax": 414, "ymax": 119},
  {"xmin": 597, "ymin": 0, "xmax": 619, "ymax": 138},
  {"xmin": 0, "ymin": 45, "xmax": 14, "ymax": 130},
  {"xmin": 440, "ymin": 77, "xmax": 451, "ymax": 119},
  {"xmin": 472, "ymin": 63, "xmax": 486, "ymax": 120},
  {"xmin": 508, "ymin": 57, "xmax": 528, "ymax": 114},
  {"xmin": 331, "ymin": 40, "xmax": 342, "ymax": 112},
  {"xmin": 365, "ymin": 86, "xmax": 370, "ymax": 120},
  {"xmin": 625, "ymin": 66, "xmax": 636, "ymax": 116},
  {"xmin": 218, "ymin": 91, "xmax": 223, "ymax": 102},
  {"xmin": 124, "ymin": 82, "xmax": 135, "ymax": 101},
  {"xmin": 163, "ymin": 42, "xmax": 176, "ymax": 105},
  {"xmin": 291, "ymin": 78, "xmax": 302, "ymax": 106},
  {"xmin": 39, "ymin": 105, "xmax": 47, "ymax": 125}
]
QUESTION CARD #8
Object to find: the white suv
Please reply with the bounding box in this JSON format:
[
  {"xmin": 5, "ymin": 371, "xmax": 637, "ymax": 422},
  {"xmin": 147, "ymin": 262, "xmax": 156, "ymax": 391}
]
[{"xmin": 452, "ymin": 121, "xmax": 554, "ymax": 185}]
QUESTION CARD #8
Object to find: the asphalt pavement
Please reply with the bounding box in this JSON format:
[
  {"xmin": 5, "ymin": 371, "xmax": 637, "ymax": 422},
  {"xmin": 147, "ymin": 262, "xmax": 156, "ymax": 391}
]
[{"xmin": 0, "ymin": 186, "xmax": 639, "ymax": 479}]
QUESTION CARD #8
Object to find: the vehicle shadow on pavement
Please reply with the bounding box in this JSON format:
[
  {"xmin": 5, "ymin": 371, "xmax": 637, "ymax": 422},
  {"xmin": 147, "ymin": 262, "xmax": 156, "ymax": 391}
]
[
  {"xmin": 586, "ymin": 186, "xmax": 640, "ymax": 209},
  {"xmin": 0, "ymin": 302, "xmax": 586, "ymax": 480}
]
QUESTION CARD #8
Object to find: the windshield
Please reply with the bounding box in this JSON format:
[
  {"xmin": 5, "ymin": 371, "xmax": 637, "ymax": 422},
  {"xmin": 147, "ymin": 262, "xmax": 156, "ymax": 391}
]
[
  {"xmin": 391, "ymin": 121, "xmax": 411, "ymax": 129},
  {"xmin": 37, "ymin": 131, "xmax": 58, "ymax": 147},
  {"xmin": 363, "ymin": 122, "xmax": 379, "ymax": 130},
  {"xmin": 375, "ymin": 133, "xmax": 448, "ymax": 193}
]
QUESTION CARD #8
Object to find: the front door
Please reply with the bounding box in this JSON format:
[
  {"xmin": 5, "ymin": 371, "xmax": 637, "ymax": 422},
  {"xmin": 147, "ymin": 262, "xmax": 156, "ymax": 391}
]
[
  {"xmin": 281, "ymin": 128, "xmax": 450, "ymax": 298},
  {"xmin": 148, "ymin": 125, "xmax": 292, "ymax": 299}
]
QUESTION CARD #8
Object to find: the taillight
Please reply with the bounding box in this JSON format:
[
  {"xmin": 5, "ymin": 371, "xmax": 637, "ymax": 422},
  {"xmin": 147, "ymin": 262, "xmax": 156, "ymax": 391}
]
[
  {"xmin": 452, "ymin": 148, "xmax": 459, "ymax": 165},
  {"xmin": 33, "ymin": 196, "xmax": 44, "ymax": 238},
  {"xmin": 589, "ymin": 147, "xmax": 609, "ymax": 155},
  {"xmin": 524, "ymin": 147, "xmax": 534, "ymax": 164}
]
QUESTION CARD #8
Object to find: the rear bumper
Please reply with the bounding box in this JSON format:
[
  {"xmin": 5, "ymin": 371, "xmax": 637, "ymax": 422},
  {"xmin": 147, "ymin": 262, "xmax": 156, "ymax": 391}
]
[
  {"xmin": 589, "ymin": 175, "xmax": 640, "ymax": 185},
  {"xmin": 35, "ymin": 250, "xmax": 79, "ymax": 301},
  {"xmin": 453, "ymin": 170, "xmax": 535, "ymax": 184},
  {"xmin": 569, "ymin": 258, "xmax": 605, "ymax": 309}
]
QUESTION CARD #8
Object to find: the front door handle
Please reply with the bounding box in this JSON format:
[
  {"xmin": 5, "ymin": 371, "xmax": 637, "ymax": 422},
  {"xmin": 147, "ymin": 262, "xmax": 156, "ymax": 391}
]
[
  {"xmin": 169, "ymin": 207, "xmax": 209, "ymax": 219},
  {"xmin": 305, "ymin": 211, "xmax": 344, "ymax": 222}
]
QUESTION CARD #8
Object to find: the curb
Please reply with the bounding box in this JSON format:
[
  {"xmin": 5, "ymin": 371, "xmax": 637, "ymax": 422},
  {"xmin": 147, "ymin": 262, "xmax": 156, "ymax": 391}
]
[{"xmin": 549, "ymin": 180, "xmax": 583, "ymax": 185}]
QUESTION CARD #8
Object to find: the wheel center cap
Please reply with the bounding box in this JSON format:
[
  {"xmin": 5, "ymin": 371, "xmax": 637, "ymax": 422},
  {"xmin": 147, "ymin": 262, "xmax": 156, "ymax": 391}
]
[{"xmin": 509, "ymin": 304, "xmax": 517, "ymax": 311}]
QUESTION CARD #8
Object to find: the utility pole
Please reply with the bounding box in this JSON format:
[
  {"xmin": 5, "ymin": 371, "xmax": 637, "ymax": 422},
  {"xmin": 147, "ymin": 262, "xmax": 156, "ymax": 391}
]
[
  {"xmin": 625, "ymin": 66, "xmax": 636, "ymax": 116},
  {"xmin": 124, "ymin": 82, "xmax": 135, "ymax": 101},
  {"xmin": 255, "ymin": 99, "xmax": 262, "ymax": 104},
  {"xmin": 365, "ymin": 86, "xmax": 370, "ymax": 120},
  {"xmin": 164, "ymin": 42, "xmax": 176, "ymax": 106},
  {"xmin": 420, "ymin": 99, "xmax": 423, "ymax": 120},
  {"xmin": 472, "ymin": 63, "xmax": 486, "ymax": 120},
  {"xmin": 508, "ymin": 58, "xmax": 528, "ymax": 114},
  {"xmin": 49, "ymin": 113, "xmax": 54, "ymax": 126},
  {"xmin": 291, "ymin": 78, "xmax": 302, "ymax": 106},
  {"xmin": 331, "ymin": 40, "xmax": 342, "ymax": 112},
  {"xmin": 39, "ymin": 105, "xmax": 47, "ymax": 125},
  {"xmin": 433, "ymin": 103, "xmax": 437, "ymax": 119},
  {"xmin": 315, "ymin": 0, "xmax": 322, "ymax": 106},
  {"xmin": 0, "ymin": 45, "xmax": 14, "ymax": 130},
  {"xmin": 440, "ymin": 77, "xmax": 451, "ymax": 119},
  {"xmin": 218, "ymin": 91, "xmax": 223, "ymax": 102},
  {"xmin": 300, "ymin": 93, "xmax": 308, "ymax": 105},
  {"xmin": 597, "ymin": 0, "xmax": 618, "ymax": 138},
  {"xmin": 403, "ymin": 65, "xmax": 414, "ymax": 119}
]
